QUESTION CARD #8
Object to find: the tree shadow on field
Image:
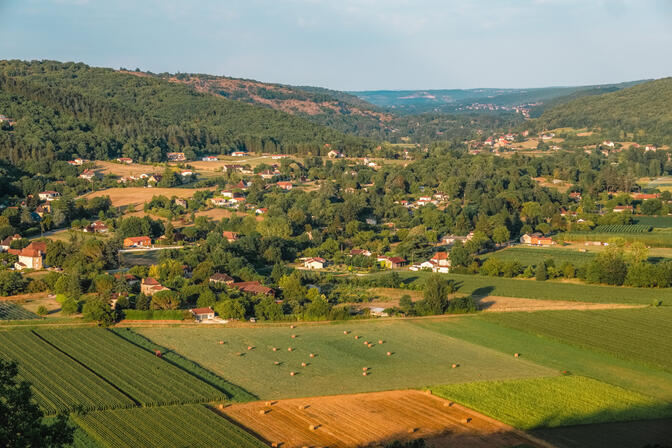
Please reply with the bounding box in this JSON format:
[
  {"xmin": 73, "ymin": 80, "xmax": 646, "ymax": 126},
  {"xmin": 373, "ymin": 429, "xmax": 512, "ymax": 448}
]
[{"xmin": 470, "ymin": 286, "xmax": 495, "ymax": 299}]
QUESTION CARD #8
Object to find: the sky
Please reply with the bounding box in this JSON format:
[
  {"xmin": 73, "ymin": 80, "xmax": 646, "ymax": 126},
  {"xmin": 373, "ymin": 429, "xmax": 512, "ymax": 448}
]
[{"xmin": 1, "ymin": 0, "xmax": 671, "ymax": 91}]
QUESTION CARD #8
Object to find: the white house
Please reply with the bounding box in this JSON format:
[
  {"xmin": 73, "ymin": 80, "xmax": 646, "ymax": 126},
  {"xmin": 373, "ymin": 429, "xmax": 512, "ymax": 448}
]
[
  {"xmin": 304, "ymin": 257, "xmax": 326, "ymax": 269},
  {"xmin": 38, "ymin": 191, "xmax": 61, "ymax": 201},
  {"xmin": 190, "ymin": 307, "xmax": 215, "ymax": 322}
]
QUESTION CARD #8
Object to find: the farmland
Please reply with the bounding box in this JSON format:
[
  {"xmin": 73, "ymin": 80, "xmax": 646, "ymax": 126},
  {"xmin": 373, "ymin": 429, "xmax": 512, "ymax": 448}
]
[
  {"xmin": 431, "ymin": 376, "xmax": 670, "ymax": 430},
  {"xmin": 374, "ymin": 271, "xmax": 672, "ymax": 305},
  {"xmin": 481, "ymin": 246, "xmax": 596, "ymax": 266},
  {"xmin": 415, "ymin": 318, "xmax": 672, "ymax": 402},
  {"xmin": 222, "ymin": 390, "xmax": 538, "ymax": 448},
  {"xmin": 562, "ymin": 230, "xmax": 672, "ymax": 247},
  {"xmin": 0, "ymin": 302, "xmax": 39, "ymax": 320},
  {"xmin": 634, "ymin": 215, "xmax": 672, "ymax": 228},
  {"xmin": 74, "ymin": 404, "xmax": 266, "ymax": 448},
  {"xmin": 36, "ymin": 328, "xmax": 226, "ymax": 406},
  {"xmin": 592, "ymin": 224, "xmax": 652, "ymax": 233},
  {"xmin": 482, "ymin": 308, "xmax": 672, "ymax": 371},
  {"xmin": 0, "ymin": 330, "xmax": 134, "ymax": 414},
  {"xmin": 80, "ymin": 187, "xmax": 214, "ymax": 208},
  {"xmin": 136, "ymin": 320, "xmax": 557, "ymax": 399}
]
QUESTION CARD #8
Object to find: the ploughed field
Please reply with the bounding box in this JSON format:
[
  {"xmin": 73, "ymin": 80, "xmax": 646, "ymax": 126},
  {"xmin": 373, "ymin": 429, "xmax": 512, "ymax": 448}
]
[{"xmin": 136, "ymin": 320, "xmax": 557, "ymax": 399}]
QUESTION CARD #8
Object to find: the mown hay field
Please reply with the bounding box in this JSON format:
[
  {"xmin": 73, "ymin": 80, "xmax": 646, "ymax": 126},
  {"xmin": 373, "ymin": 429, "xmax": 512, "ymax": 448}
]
[
  {"xmin": 482, "ymin": 308, "xmax": 672, "ymax": 371},
  {"xmin": 432, "ymin": 376, "xmax": 671, "ymax": 430},
  {"xmin": 136, "ymin": 320, "xmax": 557, "ymax": 400},
  {"xmin": 562, "ymin": 230, "xmax": 672, "ymax": 247},
  {"xmin": 81, "ymin": 187, "xmax": 213, "ymax": 208},
  {"xmin": 222, "ymin": 390, "xmax": 536, "ymax": 448},
  {"xmin": 0, "ymin": 302, "xmax": 39, "ymax": 320},
  {"xmin": 74, "ymin": 404, "xmax": 265, "ymax": 448}
]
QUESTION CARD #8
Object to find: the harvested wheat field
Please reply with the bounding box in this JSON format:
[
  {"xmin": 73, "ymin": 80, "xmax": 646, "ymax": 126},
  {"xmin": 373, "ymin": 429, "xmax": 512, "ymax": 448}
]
[
  {"xmin": 94, "ymin": 160, "xmax": 161, "ymax": 176},
  {"xmin": 477, "ymin": 296, "xmax": 644, "ymax": 313},
  {"xmin": 81, "ymin": 187, "xmax": 214, "ymax": 208},
  {"xmin": 221, "ymin": 390, "xmax": 543, "ymax": 448}
]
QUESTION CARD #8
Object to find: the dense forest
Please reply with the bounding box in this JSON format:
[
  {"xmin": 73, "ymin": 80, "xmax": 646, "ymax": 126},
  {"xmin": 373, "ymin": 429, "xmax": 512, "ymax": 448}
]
[
  {"xmin": 0, "ymin": 60, "xmax": 373, "ymax": 165},
  {"xmin": 530, "ymin": 77, "xmax": 672, "ymax": 145}
]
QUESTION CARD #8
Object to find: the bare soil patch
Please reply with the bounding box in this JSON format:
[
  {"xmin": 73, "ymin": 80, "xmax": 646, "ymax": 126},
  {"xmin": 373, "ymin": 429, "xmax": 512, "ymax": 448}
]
[
  {"xmin": 221, "ymin": 390, "xmax": 543, "ymax": 448},
  {"xmin": 477, "ymin": 296, "xmax": 645, "ymax": 313}
]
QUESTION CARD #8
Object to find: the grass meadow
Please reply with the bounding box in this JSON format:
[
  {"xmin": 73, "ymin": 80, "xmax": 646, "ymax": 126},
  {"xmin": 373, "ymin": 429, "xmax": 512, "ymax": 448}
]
[
  {"xmin": 431, "ymin": 376, "xmax": 671, "ymax": 430},
  {"xmin": 136, "ymin": 320, "xmax": 557, "ymax": 399}
]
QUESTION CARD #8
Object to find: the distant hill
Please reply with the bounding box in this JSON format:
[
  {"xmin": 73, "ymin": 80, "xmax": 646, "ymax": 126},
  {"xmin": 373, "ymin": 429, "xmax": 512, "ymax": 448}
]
[
  {"xmin": 0, "ymin": 60, "xmax": 372, "ymax": 167},
  {"xmin": 143, "ymin": 71, "xmax": 520, "ymax": 143},
  {"xmin": 352, "ymin": 81, "xmax": 646, "ymax": 115},
  {"xmin": 532, "ymin": 78, "xmax": 672, "ymax": 145}
]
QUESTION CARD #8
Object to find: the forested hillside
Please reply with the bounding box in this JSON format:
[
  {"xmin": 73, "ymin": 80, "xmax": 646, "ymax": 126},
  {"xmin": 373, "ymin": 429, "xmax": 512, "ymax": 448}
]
[
  {"xmin": 149, "ymin": 71, "xmax": 518, "ymax": 142},
  {"xmin": 531, "ymin": 78, "xmax": 672, "ymax": 145},
  {"xmin": 0, "ymin": 60, "xmax": 372, "ymax": 169}
]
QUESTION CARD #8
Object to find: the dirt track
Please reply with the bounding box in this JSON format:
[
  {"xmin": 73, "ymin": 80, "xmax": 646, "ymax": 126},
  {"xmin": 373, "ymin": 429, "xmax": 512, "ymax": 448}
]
[{"xmin": 221, "ymin": 390, "xmax": 548, "ymax": 448}]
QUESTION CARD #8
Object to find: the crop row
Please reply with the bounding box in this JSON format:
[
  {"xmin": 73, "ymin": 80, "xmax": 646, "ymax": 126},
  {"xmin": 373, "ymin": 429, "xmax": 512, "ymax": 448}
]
[
  {"xmin": 0, "ymin": 331, "xmax": 133, "ymax": 414},
  {"xmin": 0, "ymin": 302, "xmax": 39, "ymax": 320},
  {"xmin": 74, "ymin": 404, "xmax": 265, "ymax": 448},
  {"xmin": 35, "ymin": 328, "xmax": 226, "ymax": 406},
  {"xmin": 592, "ymin": 224, "xmax": 652, "ymax": 233}
]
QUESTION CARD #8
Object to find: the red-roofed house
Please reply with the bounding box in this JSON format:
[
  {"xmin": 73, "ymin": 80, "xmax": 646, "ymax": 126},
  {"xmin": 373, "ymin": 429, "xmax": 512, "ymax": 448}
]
[
  {"xmin": 613, "ymin": 205, "xmax": 634, "ymax": 213},
  {"xmin": 0, "ymin": 234, "xmax": 22, "ymax": 252},
  {"xmin": 382, "ymin": 257, "xmax": 407, "ymax": 269},
  {"xmin": 222, "ymin": 231, "xmax": 239, "ymax": 242},
  {"xmin": 116, "ymin": 157, "xmax": 133, "ymax": 164},
  {"xmin": 209, "ymin": 273, "xmax": 234, "ymax": 285},
  {"xmin": 231, "ymin": 281, "xmax": 274, "ymax": 296},
  {"xmin": 123, "ymin": 236, "xmax": 151, "ymax": 248},
  {"xmin": 141, "ymin": 277, "xmax": 170, "ymax": 296},
  {"xmin": 430, "ymin": 251, "xmax": 451, "ymax": 267},
  {"xmin": 276, "ymin": 181, "xmax": 293, "ymax": 191}
]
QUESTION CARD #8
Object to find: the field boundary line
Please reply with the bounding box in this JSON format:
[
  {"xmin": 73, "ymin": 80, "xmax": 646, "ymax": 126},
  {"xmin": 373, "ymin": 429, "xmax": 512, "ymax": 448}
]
[
  {"xmin": 30, "ymin": 330, "xmax": 142, "ymax": 407},
  {"xmin": 107, "ymin": 328, "xmax": 257, "ymax": 402}
]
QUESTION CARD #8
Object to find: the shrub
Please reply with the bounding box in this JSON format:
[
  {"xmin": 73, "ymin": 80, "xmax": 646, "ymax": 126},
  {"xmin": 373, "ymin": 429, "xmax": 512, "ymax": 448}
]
[{"xmin": 36, "ymin": 305, "xmax": 48, "ymax": 316}]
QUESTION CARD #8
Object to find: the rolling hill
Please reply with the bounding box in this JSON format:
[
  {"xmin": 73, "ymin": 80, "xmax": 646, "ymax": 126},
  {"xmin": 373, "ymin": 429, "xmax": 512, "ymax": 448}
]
[{"xmin": 532, "ymin": 77, "xmax": 672, "ymax": 145}]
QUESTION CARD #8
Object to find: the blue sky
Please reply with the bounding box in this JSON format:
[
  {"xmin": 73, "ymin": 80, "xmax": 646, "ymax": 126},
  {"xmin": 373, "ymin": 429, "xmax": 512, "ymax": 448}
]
[{"xmin": 1, "ymin": 0, "xmax": 671, "ymax": 90}]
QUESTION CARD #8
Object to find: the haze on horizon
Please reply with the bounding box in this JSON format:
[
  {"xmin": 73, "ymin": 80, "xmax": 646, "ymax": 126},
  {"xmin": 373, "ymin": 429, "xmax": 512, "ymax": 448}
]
[{"xmin": 1, "ymin": 0, "xmax": 671, "ymax": 91}]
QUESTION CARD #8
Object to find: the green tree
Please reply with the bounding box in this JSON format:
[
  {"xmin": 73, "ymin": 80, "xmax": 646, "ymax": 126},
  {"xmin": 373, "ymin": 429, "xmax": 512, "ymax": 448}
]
[
  {"xmin": 536, "ymin": 261, "xmax": 547, "ymax": 281},
  {"xmin": 0, "ymin": 359, "xmax": 73, "ymax": 447}
]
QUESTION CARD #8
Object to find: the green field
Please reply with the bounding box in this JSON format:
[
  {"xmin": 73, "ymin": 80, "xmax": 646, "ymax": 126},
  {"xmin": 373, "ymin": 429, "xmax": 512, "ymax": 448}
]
[
  {"xmin": 112, "ymin": 328, "xmax": 255, "ymax": 402},
  {"xmin": 0, "ymin": 302, "xmax": 39, "ymax": 320},
  {"xmin": 74, "ymin": 405, "xmax": 265, "ymax": 448},
  {"xmin": 136, "ymin": 320, "xmax": 558, "ymax": 399},
  {"xmin": 383, "ymin": 272, "xmax": 672, "ymax": 305},
  {"xmin": 634, "ymin": 216, "xmax": 672, "ymax": 228},
  {"xmin": 415, "ymin": 318, "xmax": 672, "ymax": 403},
  {"xmin": 36, "ymin": 328, "xmax": 226, "ymax": 406},
  {"xmin": 482, "ymin": 308, "xmax": 672, "ymax": 371},
  {"xmin": 562, "ymin": 230, "xmax": 672, "ymax": 247},
  {"xmin": 0, "ymin": 331, "xmax": 134, "ymax": 414},
  {"xmin": 481, "ymin": 246, "xmax": 595, "ymax": 266},
  {"xmin": 592, "ymin": 224, "xmax": 652, "ymax": 233},
  {"xmin": 432, "ymin": 376, "xmax": 671, "ymax": 430}
]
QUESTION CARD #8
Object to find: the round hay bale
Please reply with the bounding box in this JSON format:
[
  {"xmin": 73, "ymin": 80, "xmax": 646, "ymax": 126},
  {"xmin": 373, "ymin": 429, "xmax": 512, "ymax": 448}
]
[
  {"xmin": 309, "ymin": 353, "xmax": 315, "ymax": 358},
  {"xmin": 465, "ymin": 417, "xmax": 472, "ymax": 423},
  {"xmin": 288, "ymin": 347, "xmax": 293, "ymax": 352},
  {"xmin": 290, "ymin": 371, "xmax": 296, "ymax": 376},
  {"xmin": 301, "ymin": 362, "xmax": 307, "ymax": 367},
  {"xmin": 452, "ymin": 363, "xmax": 458, "ymax": 368},
  {"xmin": 291, "ymin": 334, "xmax": 296, "ymax": 339},
  {"xmin": 367, "ymin": 344, "xmax": 373, "ymax": 348},
  {"xmin": 218, "ymin": 340, "xmax": 224, "ymax": 345},
  {"xmin": 274, "ymin": 361, "xmax": 280, "ymax": 365},
  {"xmin": 290, "ymin": 324, "xmax": 296, "ymax": 329},
  {"xmin": 408, "ymin": 428, "xmax": 416, "ymax": 434},
  {"xmin": 386, "ymin": 351, "xmax": 392, "ymax": 356},
  {"xmin": 354, "ymin": 335, "xmax": 360, "ymax": 339},
  {"xmin": 362, "ymin": 367, "xmax": 368, "ymax": 371},
  {"xmin": 444, "ymin": 401, "xmax": 454, "ymax": 407},
  {"xmin": 298, "ymin": 404, "xmax": 306, "ymax": 410},
  {"xmin": 218, "ymin": 403, "xmax": 225, "ymax": 410},
  {"xmin": 259, "ymin": 409, "xmax": 267, "ymax": 415},
  {"xmin": 265, "ymin": 401, "xmax": 272, "ymax": 406},
  {"xmin": 364, "ymin": 341, "xmax": 369, "ymax": 345},
  {"xmin": 514, "ymin": 353, "xmax": 520, "ymax": 358},
  {"xmin": 378, "ymin": 340, "xmax": 384, "ymax": 344},
  {"xmin": 343, "ymin": 330, "xmax": 349, "ymax": 335},
  {"xmin": 236, "ymin": 352, "xmax": 242, "ymax": 356},
  {"xmin": 271, "ymin": 443, "xmax": 279, "ymax": 448},
  {"xmin": 362, "ymin": 371, "xmax": 368, "ymax": 376},
  {"xmin": 309, "ymin": 424, "xmax": 317, "ymax": 431},
  {"xmin": 247, "ymin": 346, "xmax": 253, "ymax": 350},
  {"xmin": 426, "ymin": 389, "xmax": 432, "ymax": 395}
]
